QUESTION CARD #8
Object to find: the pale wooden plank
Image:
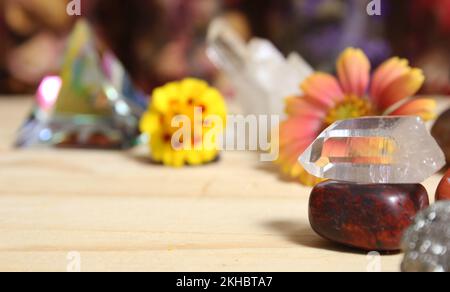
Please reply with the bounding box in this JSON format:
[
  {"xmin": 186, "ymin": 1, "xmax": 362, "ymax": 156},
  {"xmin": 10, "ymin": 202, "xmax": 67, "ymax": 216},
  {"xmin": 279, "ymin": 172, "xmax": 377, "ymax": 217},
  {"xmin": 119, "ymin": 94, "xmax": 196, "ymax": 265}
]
[{"xmin": 0, "ymin": 97, "xmax": 443, "ymax": 272}]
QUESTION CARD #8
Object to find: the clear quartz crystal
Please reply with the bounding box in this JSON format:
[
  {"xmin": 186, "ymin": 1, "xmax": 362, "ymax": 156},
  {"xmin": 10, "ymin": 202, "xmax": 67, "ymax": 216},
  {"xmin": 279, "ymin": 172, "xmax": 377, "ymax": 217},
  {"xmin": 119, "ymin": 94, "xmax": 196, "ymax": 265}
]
[
  {"xmin": 299, "ymin": 116, "xmax": 446, "ymax": 184},
  {"xmin": 207, "ymin": 19, "xmax": 313, "ymax": 117}
]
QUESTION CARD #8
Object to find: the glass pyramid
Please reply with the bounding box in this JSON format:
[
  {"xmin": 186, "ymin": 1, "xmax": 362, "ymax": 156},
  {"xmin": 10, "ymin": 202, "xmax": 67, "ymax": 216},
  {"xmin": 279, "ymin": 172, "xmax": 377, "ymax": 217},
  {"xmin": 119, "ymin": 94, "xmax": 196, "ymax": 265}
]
[{"xmin": 16, "ymin": 20, "xmax": 147, "ymax": 149}]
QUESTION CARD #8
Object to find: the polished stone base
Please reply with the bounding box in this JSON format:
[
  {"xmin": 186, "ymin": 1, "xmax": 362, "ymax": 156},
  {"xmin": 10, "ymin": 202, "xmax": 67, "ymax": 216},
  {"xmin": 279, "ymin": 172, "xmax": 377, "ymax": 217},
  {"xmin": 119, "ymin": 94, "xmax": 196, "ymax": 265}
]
[{"xmin": 309, "ymin": 181, "xmax": 429, "ymax": 252}]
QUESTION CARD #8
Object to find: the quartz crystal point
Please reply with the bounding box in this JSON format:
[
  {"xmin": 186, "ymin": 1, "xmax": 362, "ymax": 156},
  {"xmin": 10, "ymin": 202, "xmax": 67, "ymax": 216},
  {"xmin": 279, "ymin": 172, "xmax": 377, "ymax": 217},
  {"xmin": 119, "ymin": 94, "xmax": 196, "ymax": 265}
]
[
  {"xmin": 207, "ymin": 19, "xmax": 313, "ymax": 117},
  {"xmin": 402, "ymin": 202, "xmax": 450, "ymax": 272},
  {"xmin": 299, "ymin": 116, "xmax": 446, "ymax": 184}
]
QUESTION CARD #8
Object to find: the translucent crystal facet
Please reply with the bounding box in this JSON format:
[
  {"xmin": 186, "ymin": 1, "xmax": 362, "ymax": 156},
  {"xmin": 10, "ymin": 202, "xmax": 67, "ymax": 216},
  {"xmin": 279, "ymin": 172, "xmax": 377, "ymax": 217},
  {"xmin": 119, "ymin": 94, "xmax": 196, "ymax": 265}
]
[
  {"xmin": 16, "ymin": 20, "xmax": 147, "ymax": 149},
  {"xmin": 207, "ymin": 19, "xmax": 313, "ymax": 117},
  {"xmin": 299, "ymin": 116, "xmax": 446, "ymax": 184}
]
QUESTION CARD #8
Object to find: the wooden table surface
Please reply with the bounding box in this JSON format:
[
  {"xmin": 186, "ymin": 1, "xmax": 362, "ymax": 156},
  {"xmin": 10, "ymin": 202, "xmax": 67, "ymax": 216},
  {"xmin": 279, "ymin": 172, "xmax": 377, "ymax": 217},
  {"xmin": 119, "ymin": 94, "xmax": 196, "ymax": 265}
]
[{"xmin": 0, "ymin": 97, "xmax": 443, "ymax": 272}]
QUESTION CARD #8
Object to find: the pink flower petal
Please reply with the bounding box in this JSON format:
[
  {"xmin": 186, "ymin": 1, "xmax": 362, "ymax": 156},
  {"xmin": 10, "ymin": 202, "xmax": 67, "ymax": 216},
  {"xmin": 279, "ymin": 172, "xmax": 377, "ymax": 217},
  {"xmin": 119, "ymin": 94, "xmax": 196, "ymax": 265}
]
[
  {"xmin": 389, "ymin": 98, "xmax": 436, "ymax": 121},
  {"xmin": 300, "ymin": 73, "xmax": 345, "ymax": 108},
  {"xmin": 278, "ymin": 116, "xmax": 323, "ymax": 147},
  {"xmin": 370, "ymin": 58, "xmax": 409, "ymax": 108},
  {"xmin": 376, "ymin": 69, "xmax": 425, "ymax": 111},
  {"xmin": 370, "ymin": 57, "xmax": 425, "ymax": 111},
  {"xmin": 285, "ymin": 97, "xmax": 327, "ymax": 119},
  {"xmin": 278, "ymin": 138, "xmax": 313, "ymax": 167},
  {"xmin": 337, "ymin": 48, "xmax": 371, "ymax": 97}
]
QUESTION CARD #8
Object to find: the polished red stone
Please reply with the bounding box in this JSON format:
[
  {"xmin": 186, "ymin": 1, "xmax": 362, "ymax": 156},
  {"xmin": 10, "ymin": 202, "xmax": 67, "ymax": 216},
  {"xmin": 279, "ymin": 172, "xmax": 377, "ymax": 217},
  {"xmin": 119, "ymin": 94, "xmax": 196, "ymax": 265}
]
[
  {"xmin": 309, "ymin": 181, "xmax": 430, "ymax": 252},
  {"xmin": 432, "ymin": 109, "xmax": 450, "ymax": 167},
  {"xmin": 436, "ymin": 169, "xmax": 450, "ymax": 201}
]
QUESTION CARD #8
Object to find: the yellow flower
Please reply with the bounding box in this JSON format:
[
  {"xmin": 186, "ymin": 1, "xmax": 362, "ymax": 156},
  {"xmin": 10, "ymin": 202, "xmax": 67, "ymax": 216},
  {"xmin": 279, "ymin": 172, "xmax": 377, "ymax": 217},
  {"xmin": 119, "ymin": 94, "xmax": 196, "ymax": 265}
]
[{"xmin": 140, "ymin": 78, "xmax": 227, "ymax": 167}]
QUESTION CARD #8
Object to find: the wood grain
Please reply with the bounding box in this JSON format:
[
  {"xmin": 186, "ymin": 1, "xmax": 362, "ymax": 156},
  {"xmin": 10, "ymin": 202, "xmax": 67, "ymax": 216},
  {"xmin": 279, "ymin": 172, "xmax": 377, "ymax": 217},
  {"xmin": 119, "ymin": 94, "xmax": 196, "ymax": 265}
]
[{"xmin": 0, "ymin": 97, "xmax": 442, "ymax": 272}]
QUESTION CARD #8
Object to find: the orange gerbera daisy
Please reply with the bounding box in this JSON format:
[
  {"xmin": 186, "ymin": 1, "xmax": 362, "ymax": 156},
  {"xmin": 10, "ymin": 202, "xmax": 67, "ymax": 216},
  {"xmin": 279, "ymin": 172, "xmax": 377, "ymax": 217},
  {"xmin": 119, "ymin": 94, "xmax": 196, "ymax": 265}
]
[{"xmin": 276, "ymin": 47, "xmax": 436, "ymax": 186}]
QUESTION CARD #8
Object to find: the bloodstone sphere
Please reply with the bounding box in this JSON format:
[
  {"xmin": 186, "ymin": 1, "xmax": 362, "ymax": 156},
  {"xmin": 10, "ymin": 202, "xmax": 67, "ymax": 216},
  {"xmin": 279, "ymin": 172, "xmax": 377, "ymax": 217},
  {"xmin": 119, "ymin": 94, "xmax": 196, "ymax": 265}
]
[
  {"xmin": 436, "ymin": 169, "xmax": 450, "ymax": 201},
  {"xmin": 309, "ymin": 181, "xmax": 430, "ymax": 252}
]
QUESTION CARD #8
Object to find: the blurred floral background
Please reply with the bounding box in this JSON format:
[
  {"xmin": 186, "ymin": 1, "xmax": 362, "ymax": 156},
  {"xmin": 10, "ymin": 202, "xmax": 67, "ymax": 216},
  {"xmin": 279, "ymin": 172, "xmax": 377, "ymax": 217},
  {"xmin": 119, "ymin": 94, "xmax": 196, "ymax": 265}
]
[{"xmin": 0, "ymin": 0, "xmax": 449, "ymax": 96}]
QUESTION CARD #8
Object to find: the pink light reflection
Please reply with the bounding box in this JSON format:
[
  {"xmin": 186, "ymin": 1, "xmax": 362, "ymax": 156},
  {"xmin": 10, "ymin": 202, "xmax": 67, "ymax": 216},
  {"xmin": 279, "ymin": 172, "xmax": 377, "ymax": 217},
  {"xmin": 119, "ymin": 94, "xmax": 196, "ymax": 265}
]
[{"xmin": 37, "ymin": 76, "xmax": 62, "ymax": 110}]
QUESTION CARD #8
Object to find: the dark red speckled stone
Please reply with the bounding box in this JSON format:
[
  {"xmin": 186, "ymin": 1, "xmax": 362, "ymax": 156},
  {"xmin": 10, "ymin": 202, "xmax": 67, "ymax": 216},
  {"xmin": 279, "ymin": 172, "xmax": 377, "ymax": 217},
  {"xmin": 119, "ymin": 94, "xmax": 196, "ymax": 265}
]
[
  {"xmin": 309, "ymin": 181, "xmax": 430, "ymax": 252},
  {"xmin": 436, "ymin": 169, "xmax": 450, "ymax": 201},
  {"xmin": 432, "ymin": 109, "xmax": 450, "ymax": 167}
]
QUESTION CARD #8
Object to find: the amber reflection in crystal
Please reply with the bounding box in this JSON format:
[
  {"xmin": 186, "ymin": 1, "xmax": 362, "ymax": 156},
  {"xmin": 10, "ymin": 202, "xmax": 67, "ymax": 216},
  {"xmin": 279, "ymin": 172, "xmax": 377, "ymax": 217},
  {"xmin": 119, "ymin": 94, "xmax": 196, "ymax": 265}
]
[{"xmin": 312, "ymin": 137, "xmax": 397, "ymax": 167}]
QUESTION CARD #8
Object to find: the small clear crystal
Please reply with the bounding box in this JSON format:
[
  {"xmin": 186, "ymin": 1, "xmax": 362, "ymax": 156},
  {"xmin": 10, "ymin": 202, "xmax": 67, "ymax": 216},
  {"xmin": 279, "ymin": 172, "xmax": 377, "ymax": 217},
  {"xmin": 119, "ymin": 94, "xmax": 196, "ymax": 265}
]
[{"xmin": 299, "ymin": 116, "xmax": 446, "ymax": 184}]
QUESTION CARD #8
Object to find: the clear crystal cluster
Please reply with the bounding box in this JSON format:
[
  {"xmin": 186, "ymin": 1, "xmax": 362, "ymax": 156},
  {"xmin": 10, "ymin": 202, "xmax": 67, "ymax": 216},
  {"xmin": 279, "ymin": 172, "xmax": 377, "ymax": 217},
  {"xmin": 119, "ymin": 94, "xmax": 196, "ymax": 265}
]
[
  {"xmin": 207, "ymin": 19, "xmax": 313, "ymax": 117},
  {"xmin": 402, "ymin": 202, "xmax": 450, "ymax": 272},
  {"xmin": 299, "ymin": 116, "xmax": 446, "ymax": 184}
]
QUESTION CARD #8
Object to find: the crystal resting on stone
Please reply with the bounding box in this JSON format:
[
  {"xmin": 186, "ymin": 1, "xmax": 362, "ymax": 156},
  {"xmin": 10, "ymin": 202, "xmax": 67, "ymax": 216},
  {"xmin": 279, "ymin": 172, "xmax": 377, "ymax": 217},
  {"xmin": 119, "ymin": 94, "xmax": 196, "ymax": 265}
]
[
  {"xmin": 402, "ymin": 202, "xmax": 450, "ymax": 272},
  {"xmin": 207, "ymin": 19, "xmax": 313, "ymax": 118},
  {"xmin": 16, "ymin": 20, "xmax": 147, "ymax": 149},
  {"xmin": 299, "ymin": 116, "xmax": 446, "ymax": 184}
]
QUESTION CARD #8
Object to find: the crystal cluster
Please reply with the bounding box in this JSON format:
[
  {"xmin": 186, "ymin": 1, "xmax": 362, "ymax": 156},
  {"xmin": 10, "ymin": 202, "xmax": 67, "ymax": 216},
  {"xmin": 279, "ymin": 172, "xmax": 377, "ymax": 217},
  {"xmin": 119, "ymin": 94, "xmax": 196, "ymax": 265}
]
[
  {"xmin": 16, "ymin": 20, "xmax": 147, "ymax": 149},
  {"xmin": 300, "ymin": 116, "xmax": 446, "ymax": 184},
  {"xmin": 207, "ymin": 19, "xmax": 313, "ymax": 118},
  {"xmin": 402, "ymin": 202, "xmax": 450, "ymax": 272}
]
